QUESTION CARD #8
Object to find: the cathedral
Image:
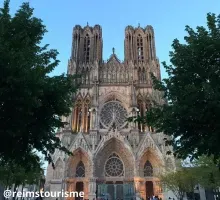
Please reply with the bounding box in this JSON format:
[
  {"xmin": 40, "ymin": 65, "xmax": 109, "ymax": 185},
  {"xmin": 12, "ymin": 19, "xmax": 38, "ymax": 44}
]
[{"xmin": 45, "ymin": 24, "xmax": 176, "ymax": 200}]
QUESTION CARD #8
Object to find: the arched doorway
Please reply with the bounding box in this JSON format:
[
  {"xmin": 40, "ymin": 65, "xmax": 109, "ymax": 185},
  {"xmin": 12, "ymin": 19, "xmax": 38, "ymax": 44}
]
[
  {"xmin": 76, "ymin": 182, "xmax": 84, "ymax": 200},
  {"xmin": 145, "ymin": 181, "xmax": 154, "ymax": 199},
  {"xmin": 94, "ymin": 138, "xmax": 135, "ymax": 200}
]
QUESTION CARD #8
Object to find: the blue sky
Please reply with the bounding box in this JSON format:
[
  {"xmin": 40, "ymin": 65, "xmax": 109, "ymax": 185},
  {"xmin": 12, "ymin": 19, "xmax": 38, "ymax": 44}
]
[{"xmin": 6, "ymin": 0, "xmax": 220, "ymax": 79}]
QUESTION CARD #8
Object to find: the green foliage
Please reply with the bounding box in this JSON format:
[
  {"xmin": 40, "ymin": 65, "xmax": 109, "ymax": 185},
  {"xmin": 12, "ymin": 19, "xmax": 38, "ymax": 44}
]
[
  {"xmin": 161, "ymin": 156, "xmax": 220, "ymax": 200},
  {"xmin": 0, "ymin": 0, "xmax": 79, "ymax": 168},
  {"xmin": 130, "ymin": 13, "xmax": 220, "ymax": 162},
  {"xmin": 160, "ymin": 168, "xmax": 198, "ymax": 200},
  {"xmin": 0, "ymin": 153, "xmax": 44, "ymax": 189},
  {"xmin": 192, "ymin": 156, "xmax": 220, "ymax": 189}
]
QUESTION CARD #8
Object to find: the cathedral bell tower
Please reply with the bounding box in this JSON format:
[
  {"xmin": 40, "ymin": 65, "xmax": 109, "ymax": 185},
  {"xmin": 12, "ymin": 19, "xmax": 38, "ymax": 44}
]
[
  {"xmin": 71, "ymin": 23, "xmax": 103, "ymax": 64},
  {"xmin": 124, "ymin": 24, "xmax": 156, "ymax": 62}
]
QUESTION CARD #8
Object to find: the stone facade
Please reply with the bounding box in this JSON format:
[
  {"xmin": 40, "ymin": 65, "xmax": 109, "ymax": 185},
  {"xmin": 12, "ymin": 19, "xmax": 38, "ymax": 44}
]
[{"xmin": 45, "ymin": 24, "xmax": 176, "ymax": 200}]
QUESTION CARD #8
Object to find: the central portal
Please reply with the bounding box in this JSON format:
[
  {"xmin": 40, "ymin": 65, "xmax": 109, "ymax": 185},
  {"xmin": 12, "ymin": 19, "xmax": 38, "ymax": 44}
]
[{"xmin": 97, "ymin": 183, "xmax": 134, "ymax": 200}]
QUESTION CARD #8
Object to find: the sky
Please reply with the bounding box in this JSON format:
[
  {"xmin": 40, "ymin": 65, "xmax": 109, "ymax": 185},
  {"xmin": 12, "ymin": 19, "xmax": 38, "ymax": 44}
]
[{"xmin": 5, "ymin": 0, "xmax": 220, "ymax": 79}]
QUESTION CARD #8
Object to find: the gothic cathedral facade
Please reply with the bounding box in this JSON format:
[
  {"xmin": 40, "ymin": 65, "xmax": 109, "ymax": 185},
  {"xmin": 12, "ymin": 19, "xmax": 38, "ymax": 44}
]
[{"xmin": 45, "ymin": 24, "xmax": 175, "ymax": 200}]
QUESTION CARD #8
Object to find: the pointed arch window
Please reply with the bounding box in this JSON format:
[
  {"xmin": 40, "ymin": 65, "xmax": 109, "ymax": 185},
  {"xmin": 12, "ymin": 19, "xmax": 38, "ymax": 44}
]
[
  {"xmin": 84, "ymin": 34, "xmax": 90, "ymax": 63},
  {"xmin": 137, "ymin": 34, "xmax": 144, "ymax": 60},
  {"xmin": 144, "ymin": 160, "xmax": 153, "ymax": 177},
  {"xmin": 81, "ymin": 68, "xmax": 86, "ymax": 84},
  {"xmin": 138, "ymin": 67, "xmax": 142, "ymax": 83},
  {"xmin": 142, "ymin": 68, "xmax": 146, "ymax": 82},
  {"xmin": 53, "ymin": 159, "xmax": 63, "ymax": 179},
  {"xmin": 75, "ymin": 161, "xmax": 85, "ymax": 177}
]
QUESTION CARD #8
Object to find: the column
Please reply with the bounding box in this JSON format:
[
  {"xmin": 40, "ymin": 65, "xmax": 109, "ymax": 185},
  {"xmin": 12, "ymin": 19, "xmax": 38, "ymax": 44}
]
[
  {"xmin": 88, "ymin": 178, "xmax": 96, "ymax": 200},
  {"xmin": 140, "ymin": 104, "xmax": 143, "ymax": 132},
  {"xmin": 85, "ymin": 105, "xmax": 90, "ymax": 133},
  {"xmin": 90, "ymin": 109, "xmax": 97, "ymax": 130},
  {"xmin": 134, "ymin": 179, "xmax": 141, "ymax": 198},
  {"xmin": 90, "ymin": 110, "xmax": 93, "ymax": 130},
  {"xmin": 84, "ymin": 105, "xmax": 88, "ymax": 132},
  {"xmin": 76, "ymin": 107, "xmax": 80, "ymax": 132},
  {"xmin": 114, "ymin": 184, "xmax": 117, "ymax": 200}
]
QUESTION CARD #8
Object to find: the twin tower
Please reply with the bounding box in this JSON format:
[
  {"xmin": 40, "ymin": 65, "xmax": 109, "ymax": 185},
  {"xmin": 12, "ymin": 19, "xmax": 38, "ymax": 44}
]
[{"xmin": 71, "ymin": 23, "xmax": 157, "ymax": 63}]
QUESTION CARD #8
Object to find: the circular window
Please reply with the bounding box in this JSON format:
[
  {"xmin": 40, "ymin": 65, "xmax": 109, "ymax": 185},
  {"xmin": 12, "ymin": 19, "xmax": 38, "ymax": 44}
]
[
  {"xmin": 100, "ymin": 101, "xmax": 128, "ymax": 129},
  {"xmin": 105, "ymin": 154, "xmax": 124, "ymax": 177}
]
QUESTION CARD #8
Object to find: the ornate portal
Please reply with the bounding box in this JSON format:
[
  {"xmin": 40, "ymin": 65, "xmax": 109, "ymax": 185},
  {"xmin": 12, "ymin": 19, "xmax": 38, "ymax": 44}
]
[{"xmin": 100, "ymin": 101, "xmax": 128, "ymax": 129}]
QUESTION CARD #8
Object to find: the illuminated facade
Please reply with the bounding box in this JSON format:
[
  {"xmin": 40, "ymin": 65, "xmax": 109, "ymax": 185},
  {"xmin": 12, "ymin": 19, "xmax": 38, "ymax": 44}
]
[{"xmin": 45, "ymin": 24, "xmax": 176, "ymax": 200}]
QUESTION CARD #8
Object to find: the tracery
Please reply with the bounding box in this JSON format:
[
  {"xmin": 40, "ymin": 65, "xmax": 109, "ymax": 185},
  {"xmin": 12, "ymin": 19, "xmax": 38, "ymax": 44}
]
[{"xmin": 105, "ymin": 153, "xmax": 124, "ymax": 177}]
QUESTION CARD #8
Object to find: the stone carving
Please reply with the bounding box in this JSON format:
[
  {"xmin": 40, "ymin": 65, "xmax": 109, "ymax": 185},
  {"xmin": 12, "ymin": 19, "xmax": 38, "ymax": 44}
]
[{"xmin": 53, "ymin": 158, "xmax": 63, "ymax": 179}]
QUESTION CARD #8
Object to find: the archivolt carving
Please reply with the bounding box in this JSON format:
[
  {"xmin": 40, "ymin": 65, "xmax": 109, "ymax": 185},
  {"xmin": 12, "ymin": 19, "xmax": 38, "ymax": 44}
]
[
  {"xmin": 137, "ymin": 133, "xmax": 164, "ymax": 166},
  {"xmin": 98, "ymin": 91, "xmax": 129, "ymax": 108},
  {"xmin": 69, "ymin": 133, "xmax": 92, "ymax": 158},
  {"xmin": 65, "ymin": 148, "xmax": 93, "ymax": 178},
  {"xmin": 94, "ymin": 138, "xmax": 134, "ymax": 178},
  {"xmin": 138, "ymin": 147, "xmax": 164, "ymax": 177},
  {"xmin": 95, "ymin": 129, "xmax": 131, "ymax": 156}
]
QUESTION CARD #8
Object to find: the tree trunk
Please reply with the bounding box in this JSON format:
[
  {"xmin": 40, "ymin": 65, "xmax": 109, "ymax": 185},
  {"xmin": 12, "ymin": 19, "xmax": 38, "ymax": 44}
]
[
  {"xmin": 21, "ymin": 184, "xmax": 24, "ymax": 200},
  {"xmin": 12, "ymin": 184, "xmax": 18, "ymax": 200}
]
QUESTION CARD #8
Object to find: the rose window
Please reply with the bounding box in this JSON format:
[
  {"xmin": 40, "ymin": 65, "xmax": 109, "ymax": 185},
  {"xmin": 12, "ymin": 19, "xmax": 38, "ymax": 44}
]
[
  {"xmin": 105, "ymin": 153, "xmax": 124, "ymax": 177},
  {"xmin": 100, "ymin": 101, "xmax": 128, "ymax": 129},
  {"xmin": 144, "ymin": 160, "xmax": 153, "ymax": 177}
]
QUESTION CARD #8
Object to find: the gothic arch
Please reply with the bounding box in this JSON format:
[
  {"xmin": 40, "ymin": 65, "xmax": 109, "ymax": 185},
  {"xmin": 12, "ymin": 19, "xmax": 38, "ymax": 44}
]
[
  {"xmin": 135, "ymin": 28, "xmax": 145, "ymax": 36},
  {"xmin": 75, "ymin": 161, "xmax": 85, "ymax": 177},
  {"xmin": 94, "ymin": 138, "xmax": 135, "ymax": 178},
  {"xmin": 138, "ymin": 147, "xmax": 164, "ymax": 177},
  {"xmin": 99, "ymin": 91, "xmax": 129, "ymax": 110},
  {"xmin": 66, "ymin": 148, "xmax": 93, "ymax": 178},
  {"xmin": 83, "ymin": 28, "xmax": 92, "ymax": 36},
  {"xmin": 144, "ymin": 160, "xmax": 153, "ymax": 177}
]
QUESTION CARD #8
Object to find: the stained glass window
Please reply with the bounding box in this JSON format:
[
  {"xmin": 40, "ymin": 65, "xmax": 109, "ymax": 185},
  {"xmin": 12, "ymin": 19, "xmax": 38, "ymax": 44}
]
[
  {"xmin": 144, "ymin": 160, "xmax": 153, "ymax": 177},
  {"xmin": 75, "ymin": 161, "xmax": 85, "ymax": 177},
  {"xmin": 105, "ymin": 153, "xmax": 124, "ymax": 177},
  {"xmin": 100, "ymin": 101, "xmax": 127, "ymax": 129}
]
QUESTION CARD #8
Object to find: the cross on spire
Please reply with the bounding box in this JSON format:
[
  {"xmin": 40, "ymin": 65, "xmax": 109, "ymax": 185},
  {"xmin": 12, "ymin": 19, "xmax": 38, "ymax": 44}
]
[{"xmin": 138, "ymin": 23, "xmax": 140, "ymax": 27}]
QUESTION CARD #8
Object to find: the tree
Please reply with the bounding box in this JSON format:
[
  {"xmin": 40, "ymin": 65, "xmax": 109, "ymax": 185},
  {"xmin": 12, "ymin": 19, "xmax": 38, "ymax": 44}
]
[
  {"xmin": 191, "ymin": 156, "xmax": 220, "ymax": 189},
  {"xmin": 0, "ymin": 155, "xmax": 44, "ymax": 200},
  {"xmin": 0, "ymin": 0, "xmax": 79, "ymax": 168},
  {"xmin": 160, "ymin": 168, "xmax": 198, "ymax": 200},
  {"xmin": 130, "ymin": 13, "xmax": 220, "ymax": 163}
]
